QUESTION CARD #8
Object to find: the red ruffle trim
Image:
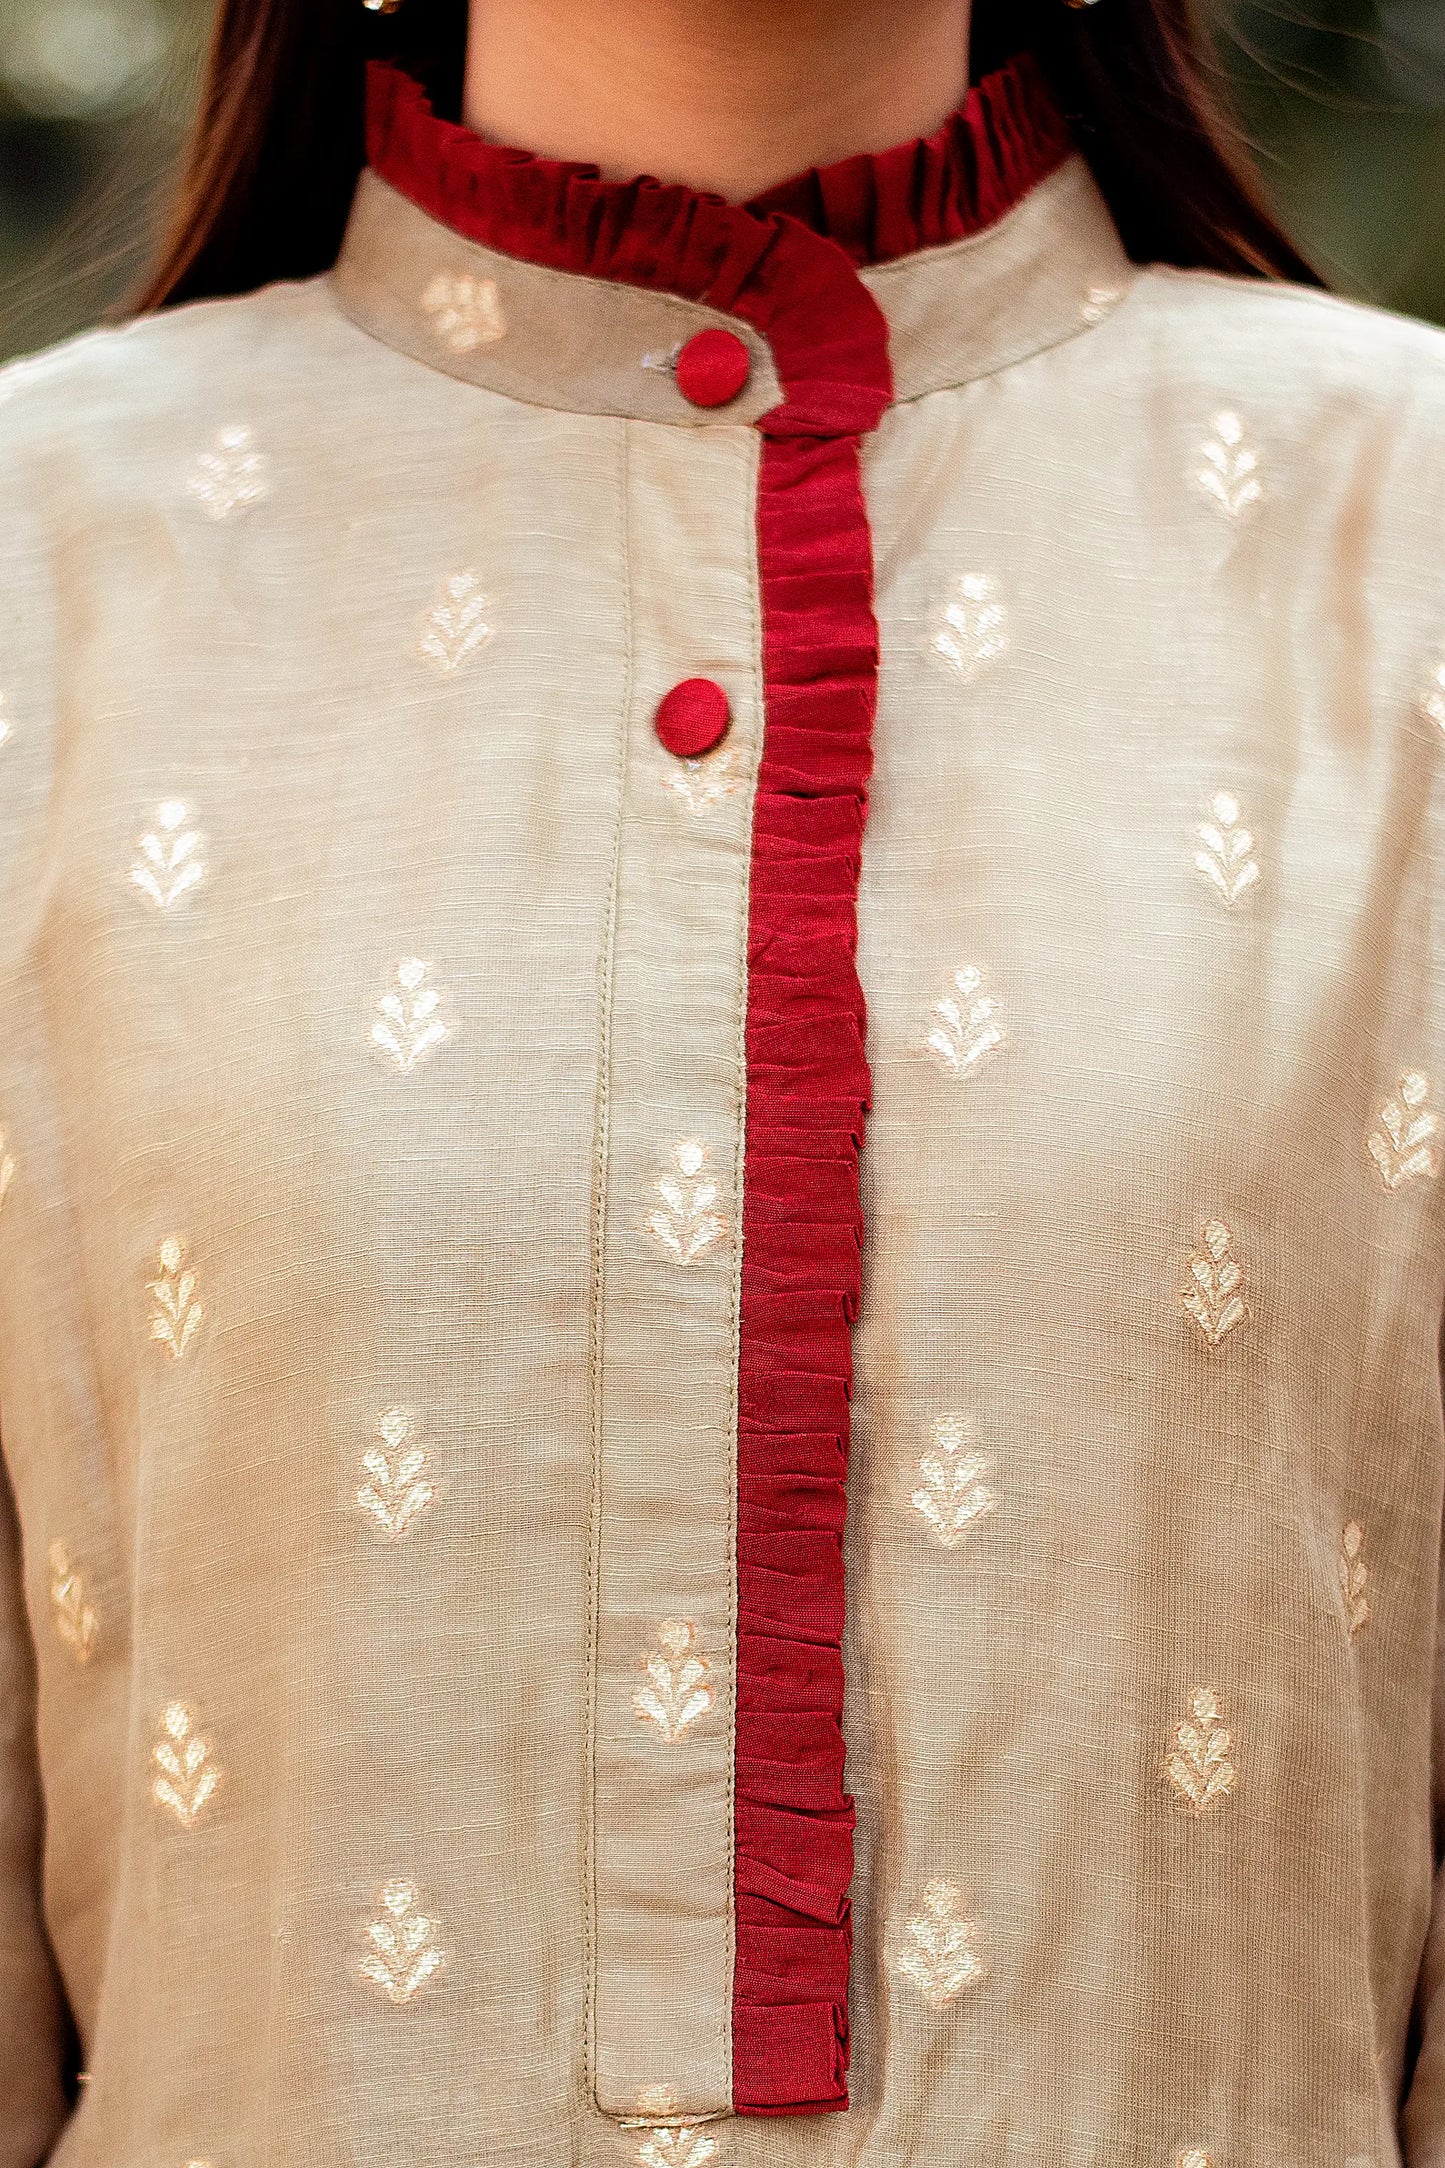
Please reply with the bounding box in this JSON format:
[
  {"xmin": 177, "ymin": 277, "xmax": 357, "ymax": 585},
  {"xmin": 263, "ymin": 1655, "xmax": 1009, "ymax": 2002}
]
[
  {"xmin": 749, "ymin": 52, "xmax": 1073, "ymax": 267},
  {"xmin": 365, "ymin": 57, "xmax": 1068, "ymax": 2118}
]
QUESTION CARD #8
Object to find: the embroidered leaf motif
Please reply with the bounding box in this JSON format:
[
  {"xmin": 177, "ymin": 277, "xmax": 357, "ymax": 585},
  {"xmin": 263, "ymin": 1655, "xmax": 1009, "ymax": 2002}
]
[
  {"xmin": 665, "ymin": 746, "xmax": 740, "ymax": 818},
  {"xmin": 1165, "ymin": 1687, "xmax": 1236, "ymax": 1814},
  {"xmin": 630, "ymin": 2091, "xmax": 719, "ymax": 2168},
  {"xmin": 1080, "ymin": 284, "xmax": 1124, "ymax": 326},
  {"xmin": 150, "ymin": 1237, "xmax": 203, "ymax": 1360},
  {"xmin": 646, "ymin": 1140, "xmax": 728, "ymax": 1266},
  {"xmin": 48, "ymin": 1540, "xmax": 98, "ymax": 1663},
  {"xmin": 1194, "ymin": 791, "xmax": 1259, "ymax": 908},
  {"xmin": 421, "ymin": 272, "xmax": 507, "ymax": 353},
  {"xmin": 634, "ymin": 1619, "xmax": 714, "ymax": 1743},
  {"xmin": 932, "ymin": 573, "xmax": 1007, "ymax": 680},
  {"xmin": 912, "ymin": 1415, "xmax": 996, "ymax": 1550},
  {"xmin": 152, "ymin": 1702, "xmax": 220, "ymax": 1825},
  {"xmin": 1194, "ymin": 411, "xmax": 1263, "ymax": 520},
  {"xmin": 636, "ymin": 2128, "xmax": 719, "ymax": 2168},
  {"xmin": 926, "ymin": 966, "xmax": 1002, "ymax": 1077},
  {"xmin": 131, "ymin": 801, "xmax": 204, "ymax": 909},
  {"xmin": 359, "ymin": 1878, "xmax": 445, "ymax": 2004},
  {"xmin": 0, "ymin": 1129, "xmax": 14, "ymax": 1215},
  {"xmin": 1339, "ymin": 1521, "xmax": 1371, "ymax": 1641},
  {"xmin": 1423, "ymin": 658, "xmax": 1445, "ymax": 734},
  {"xmin": 898, "ymin": 1880, "xmax": 983, "ymax": 2007},
  {"xmin": 419, "ymin": 571, "xmax": 495, "ymax": 673},
  {"xmin": 187, "ymin": 425, "xmax": 269, "ymax": 521},
  {"xmin": 1368, "ymin": 1072, "xmax": 1441, "ymax": 1192},
  {"xmin": 1181, "ymin": 1221, "xmax": 1248, "ymax": 1349},
  {"xmin": 358, "ymin": 1409, "xmax": 435, "ymax": 1539},
  {"xmin": 1177, "ymin": 2151, "xmax": 1217, "ymax": 2168},
  {"xmin": 372, "ymin": 959, "xmax": 450, "ymax": 1073}
]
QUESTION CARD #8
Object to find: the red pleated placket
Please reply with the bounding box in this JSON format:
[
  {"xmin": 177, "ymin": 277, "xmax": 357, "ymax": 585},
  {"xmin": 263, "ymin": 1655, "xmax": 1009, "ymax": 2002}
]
[{"xmin": 366, "ymin": 56, "xmax": 1071, "ymax": 2115}]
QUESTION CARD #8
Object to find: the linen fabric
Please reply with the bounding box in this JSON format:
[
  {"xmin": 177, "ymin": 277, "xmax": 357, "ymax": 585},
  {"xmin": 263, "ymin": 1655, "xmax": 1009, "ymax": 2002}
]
[{"xmin": 2, "ymin": 45, "xmax": 1445, "ymax": 2168}]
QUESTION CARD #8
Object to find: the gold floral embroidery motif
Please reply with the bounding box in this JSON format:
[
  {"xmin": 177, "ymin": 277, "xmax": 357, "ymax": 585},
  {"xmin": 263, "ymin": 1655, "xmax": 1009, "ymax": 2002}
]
[
  {"xmin": 131, "ymin": 801, "xmax": 204, "ymax": 909},
  {"xmin": 1340, "ymin": 1521, "xmax": 1371, "ymax": 1641},
  {"xmin": 358, "ymin": 1409, "xmax": 435, "ymax": 1539},
  {"xmin": 419, "ymin": 571, "xmax": 495, "ymax": 673},
  {"xmin": 187, "ymin": 425, "xmax": 270, "ymax": 521},
  {"xmin": 932, "ymin": 573, "xmax": 1007, "ymax": 680},
  {"xmin": 637, "ymin": 2127, "xmax": 719, "ymax": 2168},
  {"xmin": 0, "ymin": 1129, "xmax": 13, "ymax": 1215},
  {"xmin": 926, "ymin": 965, "xmax": 1002, "ymax": 1078},
  {"xmin": 48, "ymin": 1540, "xmax": 98, "ymax": 1663},
  {"xmin": 421, "ymin": 271, "xmax": 507, "ymax": 352},
  {"xmin": 634, "ymin": 1619, "xmax": 714, "ymax": 1743},
  {"xmin": 150, "ymin": 1237, "xmax": 203, "ymax": 1360},
  {"xmin": 646, "ymin": 1140, "xmax": 727, "ymax": 1265},
  {"xmin": 1178, "ymin": 2151, "xmax": 1216, "ymax": 2168},
  {"xmin": 1181, "ymin": 1222, "xmax": 1248, "ymax": 1348},
  {"xmin": 152, "ymin": 1703, "xmax": 220, "ymax": 1825},
  {"xmin": 1194, "ymin": 792, "xmax": 1259, "ymax": 907},
  {"xmin": 1194, "ymin": 411, "xmax": 1263, "ymax": 520},
  {"xmin": 372, "ymin": 959, "xmax": 449, "ymax": 1073},
  {"xmin": 1368, "ymin": 1073, "xmax": 1441, "ymax": 1192},
  {"xmin": 359, "ymin": 1878, "xmax": 445, "ymax": 2004},
  {"xmin": 629, "ymin": 2089, "xmax": 720, "ymax": 2168},
  {"xmin": 1423, "ymin": 658, "xmax": 1445, "ymax": 734},
  {"xmin": 911, "ymin": 1415, "xmax": 996, "ymax": 1550},
  {"xmin": 665, "ymin": 746, "xmax": 741, "ymax": 818},
  {"xmin": 1080, "ymin": 284, "xmax": 1124, "ymax": 325},
  {"xmin": 898, "ymin": 1880, "xmax": 983, "ymax": 2007},
  {"xmin": 1164, "ymin": 1687, "xmax": 1236, "ymax": 1814}
]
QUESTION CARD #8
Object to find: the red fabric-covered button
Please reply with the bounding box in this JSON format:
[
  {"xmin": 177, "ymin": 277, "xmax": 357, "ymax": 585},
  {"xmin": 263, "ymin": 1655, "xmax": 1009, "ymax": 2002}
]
[
  {"xmin": 675, "ymin": 328, "xmax": 752, "ymax": 409},
  {"xmin": 655, "ymin": 678, "xmax": 732, "ymax": 759}
]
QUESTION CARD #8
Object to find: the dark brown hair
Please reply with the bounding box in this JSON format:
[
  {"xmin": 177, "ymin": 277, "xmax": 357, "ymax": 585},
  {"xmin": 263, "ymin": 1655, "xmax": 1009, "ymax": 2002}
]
[{"xmin": 138, "ymin": 0, "xmax": 1319, "ymax": 312}]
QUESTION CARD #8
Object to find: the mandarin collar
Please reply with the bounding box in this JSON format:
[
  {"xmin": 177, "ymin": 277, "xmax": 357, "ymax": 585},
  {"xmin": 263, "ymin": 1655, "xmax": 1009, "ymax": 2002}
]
[{"xmin": 332, "ymin": 54, "xmax": 1136, "ymax": 425}]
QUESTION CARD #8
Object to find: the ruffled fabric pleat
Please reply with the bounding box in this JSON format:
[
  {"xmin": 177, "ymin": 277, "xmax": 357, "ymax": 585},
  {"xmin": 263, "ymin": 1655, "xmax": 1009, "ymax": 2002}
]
[{"xmin": 366, "ymin": 56, "xmax": 1071, "ymax": 2116}]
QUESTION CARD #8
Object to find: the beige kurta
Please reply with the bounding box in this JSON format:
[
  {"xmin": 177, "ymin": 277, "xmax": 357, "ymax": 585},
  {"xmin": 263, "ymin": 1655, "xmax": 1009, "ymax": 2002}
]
[{"xmin": 3, "ymin": 59, "xmax": 1445, "ymax": 2168}]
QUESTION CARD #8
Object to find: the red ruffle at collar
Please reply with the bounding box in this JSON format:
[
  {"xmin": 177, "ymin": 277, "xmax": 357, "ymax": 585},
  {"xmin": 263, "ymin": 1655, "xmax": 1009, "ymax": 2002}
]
[{"xmin": 366, "ymin": 50, "xmax": 1073, "ymax": 287}]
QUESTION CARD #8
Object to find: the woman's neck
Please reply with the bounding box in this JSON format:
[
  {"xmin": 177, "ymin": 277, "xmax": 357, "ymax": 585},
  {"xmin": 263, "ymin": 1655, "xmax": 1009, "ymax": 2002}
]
[{"xmin": 462, "ymin": 0, "xmax": 974, "ymax": 200}]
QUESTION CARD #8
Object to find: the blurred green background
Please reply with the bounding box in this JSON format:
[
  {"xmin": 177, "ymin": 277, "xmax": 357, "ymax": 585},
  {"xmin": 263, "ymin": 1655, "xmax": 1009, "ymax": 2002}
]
[{"xmin": 1, "ymin": 0, "xmax": 1444, "ymax": 361}]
